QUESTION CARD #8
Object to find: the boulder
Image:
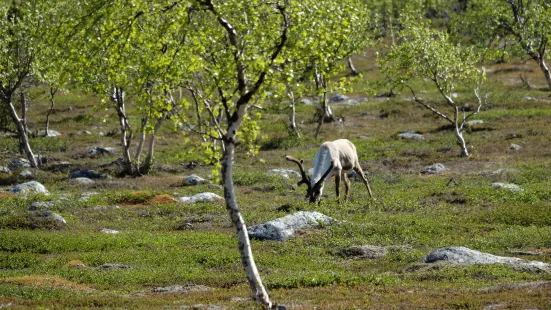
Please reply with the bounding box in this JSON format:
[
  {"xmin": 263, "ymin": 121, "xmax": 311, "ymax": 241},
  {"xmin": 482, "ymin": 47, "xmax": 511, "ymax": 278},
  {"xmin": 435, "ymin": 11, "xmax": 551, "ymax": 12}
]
[
  {"xmin": 331, "ymin": 94, "xmax": 349, "ymax": 102},
  {"xmin": 177, "ymin": 192, "xmax": 223, "ymax": 204},
  {"xmin": 80, "ymin": 191, "xmax": 99, "ymax": 201},
  {"xmin": 299, "ymin": 98, "xmax": 314, "ymax": 105},
  {"xmin": 10, "ymin": 181, "xmax": 49, "ymax": 195},
  {"xmin": 397, "ymin": 131, "xmax": 425, "ymax": 141},
  {"xmin": 340, "ymin": 245, "xmax": 413, "ymax": 259},
  {"xmin": 466, "ymin": 120, "xmax": 484, "ymax": 126},
  {"xmin": 29, "ymin": 201, "xmax": 57, "ymax": 210},
  {"xmin": 421, "ymin": 163, "xmax": 446, "ymax": 175},
  {"xmin": 151, "ymin": 285, "xmax": 212, "ymax": 293},
  {"xmin": 39, "ymin": 130, "xmax": 61, "ymax": 137},
  {"xmin": 70, "ymin": 177, "xmax": 95, "ymax": 185},
  {"xmin": 345, "ymin": 99, "xmax": 360, "ymax": 106},
  {"xmin": 424, "ymin": 246, "xmax": 550, "ymax": 273},
  {"xmin": 70, "ymin": 168, "xmax": 110, "ymax": 179},
  {"xmin": 266, "ymin": 169, "xmax": 301, "ymax": 179},
  {"xmin": 8, "ymin": 158, "xmax": 31, "ymax": 171},
  {"xmin": 19, "ymin": 169, "xmax": 33, "ymax": 179},
  {"xmin": 100, "ymin": 228, "xmax": 119, "ymax": 234},
  {"xmin": 510, "ymin": 143, "xmax": 522, "ymax": 151},
  {"xmin": 491, "ymin": 182, "xmax": 523, "ymax": 192},
  {"xmin": 88, "ymin": 146, "xmax": 116, "ymax": 157},
  {"xmin": 29, "ymin": 210, "xmax": 67, "ymax": 227},
  {"xmin": 248, "ymin": 211, "xmax": 335, "ymax": 241},
  {"xmin": 182, "ymin": 174, "xmax": 208, "ymax": 186}
]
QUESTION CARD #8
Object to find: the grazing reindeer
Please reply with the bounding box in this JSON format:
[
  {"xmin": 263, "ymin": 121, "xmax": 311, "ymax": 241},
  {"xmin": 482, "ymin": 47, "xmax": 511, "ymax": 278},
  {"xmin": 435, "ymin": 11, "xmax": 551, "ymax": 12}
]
[{"xmin": 286, "ymin": 139, "xmax": 374, "ymax": 203}]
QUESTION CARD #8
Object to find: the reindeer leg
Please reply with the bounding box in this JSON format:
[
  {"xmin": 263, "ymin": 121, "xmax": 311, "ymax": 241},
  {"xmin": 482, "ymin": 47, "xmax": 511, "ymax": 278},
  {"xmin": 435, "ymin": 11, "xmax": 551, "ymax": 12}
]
[
  {"xmin": 335, "ymin": 170, "xmax": 341, "ymax": 202},
  {"xmin": 354, "ymin": 166, "xmax": 374, "ymax": 199},
  {"xmin": 343, "ymin": 172, "xmax": 350, "ymax": 201}
]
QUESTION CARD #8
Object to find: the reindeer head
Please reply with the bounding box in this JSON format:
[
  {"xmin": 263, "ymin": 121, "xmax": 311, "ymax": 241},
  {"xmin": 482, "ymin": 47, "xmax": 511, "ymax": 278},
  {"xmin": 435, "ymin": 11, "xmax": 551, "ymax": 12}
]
[{"xmin": 285, "ymin": 155, "xmax": 334, "ymax": 203}]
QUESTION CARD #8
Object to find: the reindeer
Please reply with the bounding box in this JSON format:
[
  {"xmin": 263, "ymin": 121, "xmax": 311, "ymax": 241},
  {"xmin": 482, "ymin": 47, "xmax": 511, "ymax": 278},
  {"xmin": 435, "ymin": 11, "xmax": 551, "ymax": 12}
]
[{"xmin": 286, "ymin": 139, "xmax": 374, "ymax": 203}]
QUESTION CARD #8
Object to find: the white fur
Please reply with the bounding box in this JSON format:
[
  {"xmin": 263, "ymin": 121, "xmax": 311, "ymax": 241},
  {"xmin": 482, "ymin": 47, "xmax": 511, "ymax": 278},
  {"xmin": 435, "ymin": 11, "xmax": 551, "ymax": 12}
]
[{"xmin": 311, "ymin": 139, "xmax": 373, "ymax": 200}]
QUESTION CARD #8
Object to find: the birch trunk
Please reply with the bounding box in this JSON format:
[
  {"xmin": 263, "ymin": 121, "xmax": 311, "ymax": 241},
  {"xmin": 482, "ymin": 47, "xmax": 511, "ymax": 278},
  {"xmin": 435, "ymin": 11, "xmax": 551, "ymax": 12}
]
[
  {"xmin": 537, "ymin": 58, "xmax": 551, "ymax": 90},
  {"xmin": 112, "ymin": 87, "xmax": 134, "ymax": 175},
  {"xmin": 135, "ymin": 116, "xmax": 148, "ymax": 166},
  {"xmin": 287, "ymin": 87, "xmax": 299, "ymax": 136},
  {"xmin": 454, "ymin": 107, "xmax": 469, "ymax": 157},
  {"xmin": 4, "ymin": 96, "xmax": 38, "ymax": 167},
  {"xmin": 44, "ymin": 88, "xmax": 57, "ymax": 137},
  {"xmin": 347, "ymin": 57, "xmax": 359, "ymax": 76},
  {"xmin": 140, "ymin": 117, "xmax": 164, "ymax": 174},
  {"xmin": 222, "ymin": 108, "xmax": 272, "ymax": 309}
]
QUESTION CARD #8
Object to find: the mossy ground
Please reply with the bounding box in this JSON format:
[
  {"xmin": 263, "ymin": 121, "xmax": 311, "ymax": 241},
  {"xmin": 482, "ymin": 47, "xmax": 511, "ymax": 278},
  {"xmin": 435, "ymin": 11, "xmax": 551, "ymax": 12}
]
[{"xmin": 1, "ymin": 57, "xmax": 550, "ymax": 309}]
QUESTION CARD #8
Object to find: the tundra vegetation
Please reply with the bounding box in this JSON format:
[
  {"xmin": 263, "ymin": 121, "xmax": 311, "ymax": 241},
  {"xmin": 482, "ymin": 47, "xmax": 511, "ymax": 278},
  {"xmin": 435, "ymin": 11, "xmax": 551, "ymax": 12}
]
[{"xmin": 1, "ymin": 0, "xmax": 551, "ymax": 309}]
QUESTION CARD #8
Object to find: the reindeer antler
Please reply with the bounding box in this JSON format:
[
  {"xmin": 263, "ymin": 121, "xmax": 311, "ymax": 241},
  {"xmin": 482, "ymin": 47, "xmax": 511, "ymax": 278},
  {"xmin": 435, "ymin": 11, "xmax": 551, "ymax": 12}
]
[{"xmin": 285, "ymin": 155, "xmax": 311, "ymax": 190}]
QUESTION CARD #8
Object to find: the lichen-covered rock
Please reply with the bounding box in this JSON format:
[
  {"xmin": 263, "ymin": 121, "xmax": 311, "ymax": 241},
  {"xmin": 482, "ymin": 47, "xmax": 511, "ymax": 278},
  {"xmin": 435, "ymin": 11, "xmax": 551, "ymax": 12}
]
[
  {"xmin": 331, "ymin": 94, "xmax": 349, "ymax": 102},
  {"xmin": 266, "ymin": 169, "xmax": 301, "ymax": 179},
  {"xmin": 182, "ymin": 174, "xmax": 208, "ymax": 186},
  {"xmin": 421, "ymin": 163, "xmax": 446, "ymax": 175},
  {"xmin": 424, "ymin": 246, "xmax": 550, "ymax": 273},
  {"xmin": 177, "ymin": 192, "xmax": 223, "ymax": 204},
  {"xmin": 10, "ymin": 181, "xmax": 49, "ymax": 195},
  {"xmin": 70, "ymin": 177, "xmax": 95, "ymax": 185},
  {"xmin": 491, "ymin": 182, "xmax": 523, "ymax": 192},
  {"xmin": 70, "ymin": 168, "xmax": 110, "ymax": 179},
  {"xmin": 88, "ymin": 146, "xmax": 116, "ymax": 157},
  {"xmin": 29, "ymin": 210, "xmax": 67, "ymax": 227},
  {"xmin": 8, "ymin": 158, "xmax": 31, "ymax": 171},
  {"xmin": 397, "ymin": 131, "xmax": 425, "ymax": 141},
  {"xmin": 248, "ymin": 211, "xmax": 335, "ymax": 241}
]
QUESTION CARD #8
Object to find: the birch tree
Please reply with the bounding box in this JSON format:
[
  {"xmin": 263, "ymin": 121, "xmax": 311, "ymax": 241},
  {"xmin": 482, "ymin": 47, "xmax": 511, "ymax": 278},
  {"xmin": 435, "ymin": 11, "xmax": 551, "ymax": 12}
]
[
  {"xmin": 0, "ymin": 1, "xmax": 58, "ymax": 167},
  {"xmin": 74, "ymin": 0, "xmax": 370, "ymax": 307},
  {"xmin": 455, "ymin": 0, "xmax": 551, "ymax": 89},
  {"xmin": 379, "ymin": 10, "xmax": 486, "ymax": 157}
]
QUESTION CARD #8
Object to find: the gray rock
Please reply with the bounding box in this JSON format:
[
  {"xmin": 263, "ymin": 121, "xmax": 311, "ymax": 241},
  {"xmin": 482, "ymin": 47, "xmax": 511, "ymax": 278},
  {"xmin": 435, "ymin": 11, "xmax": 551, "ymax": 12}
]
[
  {"xmin": 0, "ymin": 166, "xmax": 10, "ymax": 174},
  {"xmin": 299, "ymin": 98, "xmax": 313, "ymax": 105},
  {"xmin": 488, "ymin": 168, "xmax": 519, "ymax": 175},
  {"xmin": 30, "ymin": 210, "xmax": 66, "ymax": 227},
  {"xmin": 182, "ymin": 174, "xmax": 208, "ymax": 186},
  {"xmin": 78, "ymin": 130, "xmax": 92, "ymax": 135},
  {"xmin": 177, "ymin": 192, "xmax": 223, "ymax": 204},
  {"xmin": 88, "ymin": 146, "xmax": 116, "ymax": 157},
  {"xmin": 248, "ymin": 211, "xmax": 335, "ymax": 241},
  {"xmin": 341, "ymin": 245, "xmax": 388, "ymax": 259},
  {"xmin": 524, "ymin": 96, "xmax": 536, "ymax": 101},
  {"xmin": 421, "ymin": 163, "xmax": 446, "ymax": 175},
  {"xmin": 99, "ymin": 263, "xmax": 131, "ymax": 270},
  {"xmin": 70, "ymin": 168, "xmax": 110, "ymax": 179},
  {"xmin": 397, "ymin": 132, "xmax": 425, "ymax": 141},
  {"xmin": 345, "ymin": 99, "xmax": 360, "ymax": 106},
  {"xmin": 10, "ymin": 181, "xmax": 49, "ymax": 195},
  {"xmin": 466, "ymin": 120, "xmax": 484, "ymax": 126},
  {"xmin": 491, "ymin": 182, "xmax": 523, "ymax": 192},
  {"xmin": 8, "ymin": 158, "xmax": 31, "ymax": 171},
  {"xmin": 46, "ymin": 161, "xmax": 72, "ymax": 173},
  {"xmin": 71, "ymin": 177, "xmax": 95, "ymax": 185},
  {"xmin": 331, "ymin": 94, "xmax": 349, "ymax": 102},
  {"xmin": 80, "ymin": 191, "xmax": 99, "ymax": 201},
  {"xmin": 266, "ymin": 169, "xmax": 301, "ymax": 179},
  {"xmin": 100, "ymin": 228, "xmax": 119, "ymax": 234},
  {"xmin": 29, "ymin": 201, "xmax": 57, "ymax": 210},
  {"xmin": 510, "ymin": 143, "xmax": 522, "ymax": 150},
  {"xmin": 359, "ymin": 97, "xmax": 369, "ymax": 103},
  {"xmin": 39, "ymin": 130, "xmax": 61, "ymax": 137},
  {"xmin": 19, "ymin": 168, "xmax": 33, "ymax": 178},
  {"xmin": 341, "ymin": 245, "xmax": 413, "ymax": 259},
  {"xmin": 424, "ymin": 246, "xmax": 550, "ymax": 273},
  {"xmin": 151, "ymin": 285, "xmax": 212, "ymax": 293}
]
